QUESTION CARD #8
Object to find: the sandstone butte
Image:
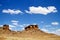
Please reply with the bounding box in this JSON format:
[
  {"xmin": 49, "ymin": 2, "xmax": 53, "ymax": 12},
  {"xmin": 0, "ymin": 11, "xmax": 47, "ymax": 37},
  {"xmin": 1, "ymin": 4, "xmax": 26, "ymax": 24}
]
[{"xmin": 0, "ymin": 24, "xmax": 60, "ymax": 40}]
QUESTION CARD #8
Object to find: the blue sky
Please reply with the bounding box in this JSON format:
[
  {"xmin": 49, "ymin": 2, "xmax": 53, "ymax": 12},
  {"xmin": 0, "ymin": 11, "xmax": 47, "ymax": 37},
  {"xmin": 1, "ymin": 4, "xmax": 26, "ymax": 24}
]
[{"xmin": 0, "ymin": 0, "xmax": 60, "ymax": 35}]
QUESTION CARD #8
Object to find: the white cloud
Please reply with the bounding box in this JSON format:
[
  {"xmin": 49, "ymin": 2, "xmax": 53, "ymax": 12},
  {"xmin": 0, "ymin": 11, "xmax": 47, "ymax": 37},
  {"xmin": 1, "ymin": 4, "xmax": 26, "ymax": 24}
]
[
  {"xmin": 19, "ymin": 24, "xmax": 30, "ymax": 27},
  {"xmin": 9, "ymin": 25, "xmax": 16, "ymax": 27},
  {"xmin": 51, "ymin": 29, "xmax": 60, "ymax": 36},
  {"xmin": 11, "ymin": 20, "xmax": 19, "ymax": 26},
  {"xmin": 25, "ymin": 6, "xmax": 57, "ymax": 15},
  {"xmin": 56, "ymin": 29, "xmax": 60, "ymax": 35},
  {"xmin": 12, "ymin": 23, "xmax": 18, "ymax": 26},
  {"xmin": 41, "ymin": 28, "xmax": 49, "ymax": 33},
  {"xmin": 0, "ymin": 25, "xmax": 3, "ymax": 27},
  {"xmin": 9, "ymin": 25, "xmax": 16, "ymax": 30},
  {"xmin": 9, "ymin": 27, "xmax": 12, "ymax": 30},
  {"xmin": 45, "ymin": 25, "xmax": 51, "ymax": 27},
  {"xmin": 11, "ymin": 20, "xmax": 19, "ymax": 23},
  {"xmin": 2, "ymin": 9, "xmax": 23, "ymax": 14},
  {"xmin": 10, "ymin": 20, "xmax": 31, "ymax": 31},
  {"xmin": 51, "ymin": 22, "xmax": 59, "ymax": 26},
  {"xmin": 41, "ymin": 28, "xmax": 60, "ymax": 36}
]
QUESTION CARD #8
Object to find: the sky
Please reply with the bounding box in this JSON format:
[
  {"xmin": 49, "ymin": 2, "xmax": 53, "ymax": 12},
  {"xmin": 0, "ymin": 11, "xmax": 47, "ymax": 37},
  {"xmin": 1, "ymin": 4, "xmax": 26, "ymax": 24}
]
[{"xmin": 0, "ymin": 0, "xmax": 60, "ymax": 35}]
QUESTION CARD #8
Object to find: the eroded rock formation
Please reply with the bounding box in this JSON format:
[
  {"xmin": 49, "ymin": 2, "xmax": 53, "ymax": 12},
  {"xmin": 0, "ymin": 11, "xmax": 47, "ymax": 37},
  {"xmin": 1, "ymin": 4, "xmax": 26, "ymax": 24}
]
[
  {"xmin": 0, "ymin": 24, "xmax": 60, "ymax": 40},
  {"xmin": 3, "ymin": 25, "xmax": 9, "ymax": 30},
  {"xmin": 0, "ymin": 24, "xmax": 11, "ymax": 31},
  {"xmin": 25, "ymin": 25, "xmax": 39, "ymax": 30}
]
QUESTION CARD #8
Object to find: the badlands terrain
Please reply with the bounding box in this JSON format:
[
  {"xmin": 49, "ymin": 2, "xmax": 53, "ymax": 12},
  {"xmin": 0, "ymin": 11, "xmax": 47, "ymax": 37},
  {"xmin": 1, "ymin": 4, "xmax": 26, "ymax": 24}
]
[{"xmin": 0, "ymin": 24, "xmax": 60, "ymax": 40}]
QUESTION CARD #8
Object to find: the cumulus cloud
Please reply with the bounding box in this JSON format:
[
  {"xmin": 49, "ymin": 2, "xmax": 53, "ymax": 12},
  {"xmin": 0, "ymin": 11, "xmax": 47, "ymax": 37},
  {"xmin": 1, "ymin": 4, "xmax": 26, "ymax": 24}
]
[
  {"xmin": 51, "ymin": 22, "xmax": 59, "ymax": 26},
  {"xmin": 11, "ymin": 20, "xmax": 19, "ymax": 26},
  {"xmin": 25, "ymin": 6, "xmax": 57, "ymax": 15},
  {"xmin": 2, "ymin": 9, "xmax": 23, "ymax": 14}
]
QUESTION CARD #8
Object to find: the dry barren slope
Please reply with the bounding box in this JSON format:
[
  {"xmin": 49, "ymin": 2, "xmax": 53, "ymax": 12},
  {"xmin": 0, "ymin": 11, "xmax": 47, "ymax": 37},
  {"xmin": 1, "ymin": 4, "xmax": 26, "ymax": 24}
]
[
  {"xmin": 0, "ymin": 30, "xmax": 60, "ymax": 40},
  {"xmin": 0, "ymin": 24, "xmax": 60, "ymax": 40}
]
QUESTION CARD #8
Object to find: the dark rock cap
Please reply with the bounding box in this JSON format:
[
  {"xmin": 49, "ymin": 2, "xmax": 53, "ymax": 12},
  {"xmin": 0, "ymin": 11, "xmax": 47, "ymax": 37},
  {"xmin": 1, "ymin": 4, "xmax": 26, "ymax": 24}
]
[
  {"xmin": 25, "ymin": 25, "xmax": 38, "ymax": 30},
  {"xmin": 3, "ymin": 24, "xmax": 10, "ymax": 30}
]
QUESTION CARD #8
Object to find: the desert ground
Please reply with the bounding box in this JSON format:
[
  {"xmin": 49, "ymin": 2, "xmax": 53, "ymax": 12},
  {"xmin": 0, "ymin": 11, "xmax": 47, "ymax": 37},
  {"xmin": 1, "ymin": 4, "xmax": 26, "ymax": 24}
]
[{"xmin": 0, "ymin": 24, "xmax": 60, "ymax": 40}]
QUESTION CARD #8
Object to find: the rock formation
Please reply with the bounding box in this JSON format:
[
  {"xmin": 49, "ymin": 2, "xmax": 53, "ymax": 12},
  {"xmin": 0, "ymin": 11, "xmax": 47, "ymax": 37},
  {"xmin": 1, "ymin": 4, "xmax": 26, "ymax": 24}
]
[
  {"xmin": 3, "ymin": 24, "xmax": 9, "ymax": 30},
  {"xmin": 25, "ymin": 25, "xmax": 39, "ymax": 30},
  {"xmin": 0, "ymin": 24, "xmax": 60, "ymax": 40},
  {"xmin": 0, "ymin": 24, "xmax": 11, "ymax": 31}
]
